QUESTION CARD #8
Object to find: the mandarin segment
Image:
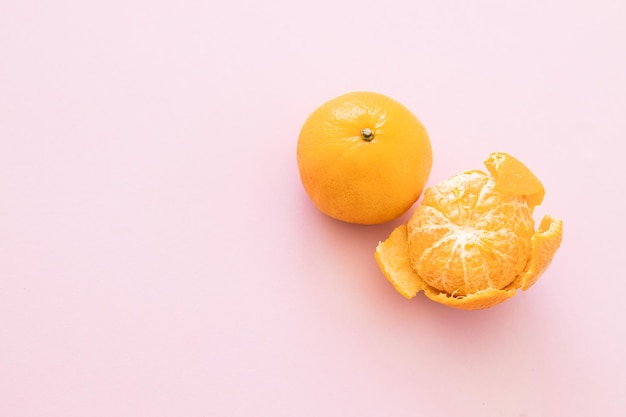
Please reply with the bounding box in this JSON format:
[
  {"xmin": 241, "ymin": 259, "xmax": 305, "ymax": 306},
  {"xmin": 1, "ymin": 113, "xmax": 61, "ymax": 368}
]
[
  {"xmin": 375, "ymin": 152, "xmax": 563, "ymax": 310},
  {"xmin": 418, "ymin": 171, "xmax": 490, "ymax": 225}
]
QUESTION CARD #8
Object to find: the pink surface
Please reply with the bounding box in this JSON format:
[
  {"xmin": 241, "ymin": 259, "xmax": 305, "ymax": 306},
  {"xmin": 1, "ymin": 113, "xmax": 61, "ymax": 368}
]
[{"xmin": 1, "ymin": 0, "xmax": 625, "ymax": 416}]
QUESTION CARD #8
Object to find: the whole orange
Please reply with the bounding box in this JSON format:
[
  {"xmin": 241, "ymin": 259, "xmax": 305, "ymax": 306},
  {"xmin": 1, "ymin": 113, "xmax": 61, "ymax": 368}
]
[{"xmin": 296, "ymin": 92, "xmax": 432, "ymax": 224}]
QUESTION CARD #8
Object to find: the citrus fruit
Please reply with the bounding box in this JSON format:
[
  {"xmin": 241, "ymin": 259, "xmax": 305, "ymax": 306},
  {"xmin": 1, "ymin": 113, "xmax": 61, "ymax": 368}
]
[
  {"xmin": 297, "ymin": 91, "xmax": 432, "ymax": 224},
  {"xmin": 375, "ymin": 152, "xmax": 563, "ymax": 310}
]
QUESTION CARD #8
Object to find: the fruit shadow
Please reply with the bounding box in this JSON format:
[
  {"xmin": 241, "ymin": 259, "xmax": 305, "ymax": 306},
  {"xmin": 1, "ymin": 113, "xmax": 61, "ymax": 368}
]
[
  {"xmin": 298, "ymin": 199, "xmax": 548, "ymax": 377},
  {"xmin": 413, "ymin": 291, "xmax": 531, "ymax": 335},
  {"xmin": 304, "ymin": 200, "xmax": 415, "ymax": 266},
  {"xmin": 297, "ymin": 197, "xmax": 430, "ymax": 308}
]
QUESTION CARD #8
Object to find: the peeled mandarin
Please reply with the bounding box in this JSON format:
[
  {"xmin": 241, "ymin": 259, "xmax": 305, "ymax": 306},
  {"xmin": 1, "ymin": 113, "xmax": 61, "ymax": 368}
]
[{"xmin": 375, "ymin": 152, "xmax": 563, "ymax": 310}]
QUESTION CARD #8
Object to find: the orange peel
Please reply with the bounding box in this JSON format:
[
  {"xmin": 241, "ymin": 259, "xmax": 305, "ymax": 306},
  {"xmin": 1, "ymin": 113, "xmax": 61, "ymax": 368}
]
[{"xmin": 375, "ymin": 152, "xmax": 563, "ymax": 310}]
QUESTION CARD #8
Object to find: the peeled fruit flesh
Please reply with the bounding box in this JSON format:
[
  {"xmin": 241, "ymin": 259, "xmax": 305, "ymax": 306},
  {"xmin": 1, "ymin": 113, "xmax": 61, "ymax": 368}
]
[{"xmin": 375, "ymin": 152, "xmax": 563, "ymax": 310}]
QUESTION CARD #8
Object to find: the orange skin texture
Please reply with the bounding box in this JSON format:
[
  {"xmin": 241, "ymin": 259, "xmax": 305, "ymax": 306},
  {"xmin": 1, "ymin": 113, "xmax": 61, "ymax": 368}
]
[
  {"xmin": 375, "ymin": 153, "xmax": 563, "ymax": 310},
  {"xmin": 297, "ymin": 91, "xmax": 432, "ymax": 225}
]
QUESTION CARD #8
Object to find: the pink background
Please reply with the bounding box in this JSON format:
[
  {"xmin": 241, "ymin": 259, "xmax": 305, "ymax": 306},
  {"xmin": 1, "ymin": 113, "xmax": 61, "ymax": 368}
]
[{"xmin": 1, "ymin": 0, "xmax": 625, "ymax": 416}]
